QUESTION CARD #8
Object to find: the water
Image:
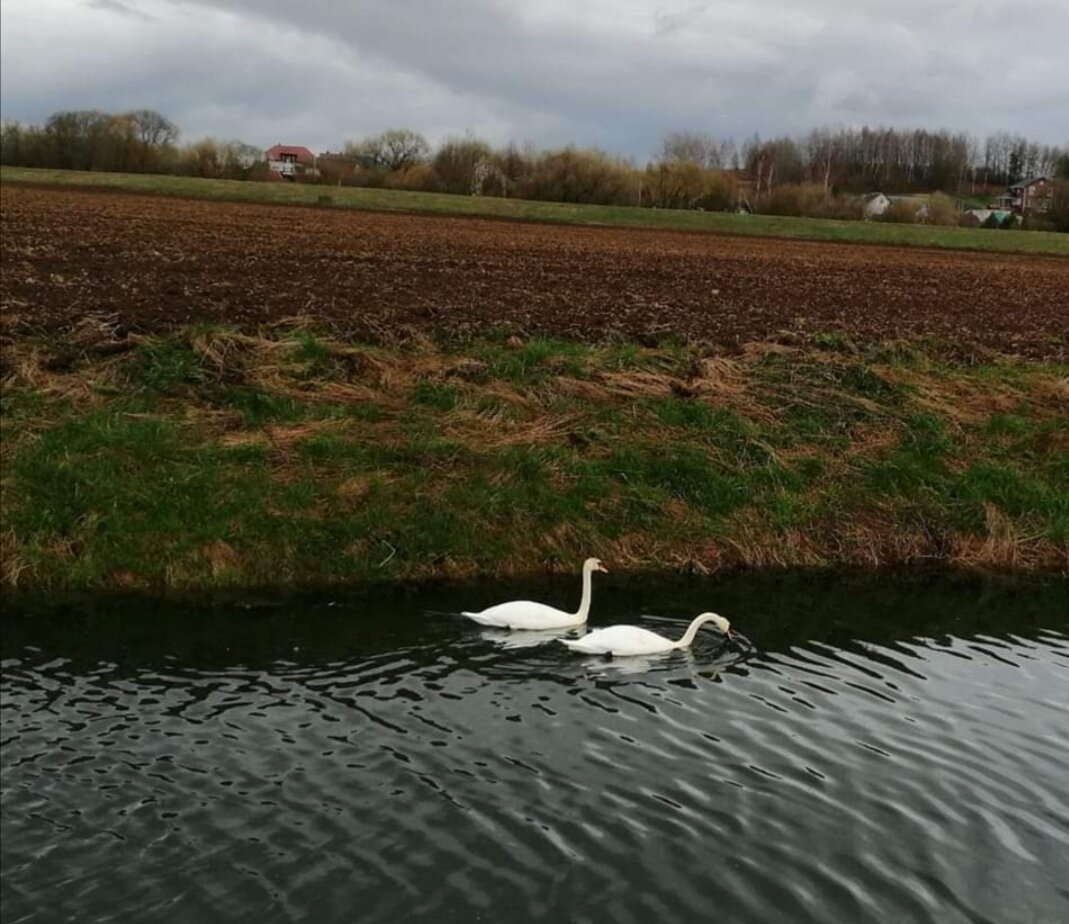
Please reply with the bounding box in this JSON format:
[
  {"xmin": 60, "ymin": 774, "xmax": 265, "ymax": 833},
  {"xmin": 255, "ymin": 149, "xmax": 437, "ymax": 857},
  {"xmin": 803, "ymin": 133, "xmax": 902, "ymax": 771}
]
[{"xmin": 2, "ymin": 572, "xmax": 1067, "ymax": 923}]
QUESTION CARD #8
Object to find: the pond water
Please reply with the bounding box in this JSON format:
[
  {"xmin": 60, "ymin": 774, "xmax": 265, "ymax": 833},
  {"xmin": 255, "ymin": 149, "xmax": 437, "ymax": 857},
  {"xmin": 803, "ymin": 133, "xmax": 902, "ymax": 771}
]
[{"xmin": 2, "ymin": 572, "xmax": 1067, "ymax": 924}]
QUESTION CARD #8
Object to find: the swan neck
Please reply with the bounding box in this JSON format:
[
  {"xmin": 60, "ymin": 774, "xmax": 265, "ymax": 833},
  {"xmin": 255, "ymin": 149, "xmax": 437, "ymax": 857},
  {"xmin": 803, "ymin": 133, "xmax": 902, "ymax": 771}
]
[
  {"xmin": 677, "ymin": 614, "xmax": 715, "ymax": 648},
  {"xmin": 575, "ymin": 566, "xmax": 594, "ymax": 620}
]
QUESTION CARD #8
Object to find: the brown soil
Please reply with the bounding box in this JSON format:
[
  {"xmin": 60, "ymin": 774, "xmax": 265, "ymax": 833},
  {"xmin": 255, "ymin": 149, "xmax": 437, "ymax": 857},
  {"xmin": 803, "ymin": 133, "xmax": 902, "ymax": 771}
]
[{"xmin": 3, "ymin": 184, "xmax": 1068, "ymax": 358}]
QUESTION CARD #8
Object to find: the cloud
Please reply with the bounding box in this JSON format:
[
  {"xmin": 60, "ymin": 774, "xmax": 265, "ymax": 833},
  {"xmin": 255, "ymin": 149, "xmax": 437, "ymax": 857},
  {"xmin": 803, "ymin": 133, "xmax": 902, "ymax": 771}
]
[
  {"xmin": 84, "ymin": 0, "xmax": 156, "ymax": 20},
  {"xmin": 2, "ymin": 0, "xmax": 1066, "ymax": 156}
]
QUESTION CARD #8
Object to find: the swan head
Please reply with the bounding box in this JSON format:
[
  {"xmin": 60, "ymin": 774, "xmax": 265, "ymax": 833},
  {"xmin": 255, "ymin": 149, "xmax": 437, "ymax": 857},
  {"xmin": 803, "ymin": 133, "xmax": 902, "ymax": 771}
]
[
  {"xmin": 700, "ymin": 613, "xmax": 731, "ymax": 638},
  {"xmin": 584, "ymin": 557, "xmax": 609, "ymax": 574}
]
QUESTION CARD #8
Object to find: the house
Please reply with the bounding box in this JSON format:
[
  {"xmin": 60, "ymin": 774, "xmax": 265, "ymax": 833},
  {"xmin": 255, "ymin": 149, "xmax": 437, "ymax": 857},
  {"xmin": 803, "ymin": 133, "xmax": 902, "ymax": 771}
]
[
  {"xmin": 863, "ymin": 192, "xmax": 890, "ymax": 219},
  {"xmin": 863, "ymin": 192, "xmax": 934, "ymax": 221},
  {"xmin": 265, "ymin": 144, "xmax": 315, "ymax": 179},
  {"xmin": 995, "ymin": 176, "xmax": 1053, "ymax": 215}
]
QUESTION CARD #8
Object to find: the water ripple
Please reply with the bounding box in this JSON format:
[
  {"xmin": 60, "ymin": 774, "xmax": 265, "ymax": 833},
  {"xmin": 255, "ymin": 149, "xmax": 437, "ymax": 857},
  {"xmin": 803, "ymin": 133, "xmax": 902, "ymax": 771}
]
[{"xmin": 3, "ymin": 584, "xmax": 1068, "ymax": 924}]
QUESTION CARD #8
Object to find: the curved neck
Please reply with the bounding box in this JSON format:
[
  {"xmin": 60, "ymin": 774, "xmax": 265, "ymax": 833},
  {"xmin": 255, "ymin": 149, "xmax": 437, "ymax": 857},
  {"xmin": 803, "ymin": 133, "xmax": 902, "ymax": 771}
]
[
  {"xmin": 676, "ymin": 614, "xmax": 717, "ymax": 648},
  {"xmin": 574, "ymin": 567, "xmax": 594, "ymax": 620}
]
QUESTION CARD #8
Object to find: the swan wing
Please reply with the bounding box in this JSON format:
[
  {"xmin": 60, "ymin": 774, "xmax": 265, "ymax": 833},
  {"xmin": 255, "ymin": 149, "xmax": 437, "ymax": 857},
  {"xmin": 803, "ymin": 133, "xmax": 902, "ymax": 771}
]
[{"xmin": 462, "ymin": 601, "xmax": 579, "ymax": 630}]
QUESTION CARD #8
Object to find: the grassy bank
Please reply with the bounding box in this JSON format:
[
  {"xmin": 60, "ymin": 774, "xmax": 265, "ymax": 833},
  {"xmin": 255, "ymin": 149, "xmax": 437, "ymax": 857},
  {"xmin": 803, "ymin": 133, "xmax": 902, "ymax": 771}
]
[
  {"xmin": 3, "ymin": 165, "xmax": 1067, "ymax": 256},
  {"xmin": 2, "ymin": 324, "xmax": 1066, "ymax": 591}
]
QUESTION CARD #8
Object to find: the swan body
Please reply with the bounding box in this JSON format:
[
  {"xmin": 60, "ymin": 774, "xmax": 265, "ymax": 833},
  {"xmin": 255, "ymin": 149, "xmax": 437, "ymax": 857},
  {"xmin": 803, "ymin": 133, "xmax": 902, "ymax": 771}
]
[
  {"xmin": 462, "ymin": 558, "xmax": 607, "ymax": 630},
  {"xmin": 465, "ymin": 603, "xmax": 578, "ymax": 630},
  {"xmin": 560, "ymin": 612, "xmax": 731, "ymax": 657}
]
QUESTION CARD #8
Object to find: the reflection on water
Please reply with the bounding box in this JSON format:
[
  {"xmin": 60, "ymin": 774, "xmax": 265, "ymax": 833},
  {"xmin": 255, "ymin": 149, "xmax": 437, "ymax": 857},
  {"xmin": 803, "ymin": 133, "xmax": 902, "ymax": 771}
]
[
  {"xmin": 2, "ymin": 571, "xmax": 1067, "ymax": 924},
  {"xmin": 479, "ymin": 627, "xmax": 580, "ymax": 650}
]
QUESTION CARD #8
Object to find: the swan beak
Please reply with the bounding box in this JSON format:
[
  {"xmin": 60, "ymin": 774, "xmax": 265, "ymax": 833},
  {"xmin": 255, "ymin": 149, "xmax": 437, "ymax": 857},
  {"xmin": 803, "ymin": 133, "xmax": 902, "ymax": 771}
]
[{"xmin": 598, "ymin": 564, "xmax": 609, "ymax": 573}]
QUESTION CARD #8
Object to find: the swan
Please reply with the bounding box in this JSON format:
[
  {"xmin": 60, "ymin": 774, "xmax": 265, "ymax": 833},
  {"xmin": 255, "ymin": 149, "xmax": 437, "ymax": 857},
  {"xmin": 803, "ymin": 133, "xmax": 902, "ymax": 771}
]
[
  {"xmin": 559, "ymin": 612, "xmax": 732, "ymax": 657},
  {"xmin": 461, "ymin": 558, "xmax": 608, "ymax": 630}
]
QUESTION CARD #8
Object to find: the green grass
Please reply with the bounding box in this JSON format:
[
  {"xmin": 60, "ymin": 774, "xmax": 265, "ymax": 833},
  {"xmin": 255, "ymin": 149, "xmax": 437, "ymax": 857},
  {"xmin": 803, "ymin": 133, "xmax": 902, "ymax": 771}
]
[
  {"xmin": 2, "ymin": 327, "xmax": 1067, "ymax": 590},
  {"xmin": 471, "ymin": 338, "xmax": 591, "ymax": 384},
  {"xmin": 6, "ymin": 409, "xmax": 274, "ymax": 585},
  {"xmin": 220, "ymin": 388, "xmax": 306, "ymax": 425},
  {"xmin": 4, "ymin": 165, "xmax": 1067, "ymax": 256},
  {"xmin": 412, "ymin": 380, "xmax": 461, "ymax": 412}
]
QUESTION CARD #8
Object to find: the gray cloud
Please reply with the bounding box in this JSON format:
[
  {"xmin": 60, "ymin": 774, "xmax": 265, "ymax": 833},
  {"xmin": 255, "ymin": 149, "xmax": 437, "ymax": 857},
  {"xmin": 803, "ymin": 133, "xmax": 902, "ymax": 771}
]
[
  {"xmin": 2, "ymin": 0, "xmax": 1066, "ymax": 156},
  {"xmin": 85, "ymin": 0, "xmax": 156, "ymax": 20}
]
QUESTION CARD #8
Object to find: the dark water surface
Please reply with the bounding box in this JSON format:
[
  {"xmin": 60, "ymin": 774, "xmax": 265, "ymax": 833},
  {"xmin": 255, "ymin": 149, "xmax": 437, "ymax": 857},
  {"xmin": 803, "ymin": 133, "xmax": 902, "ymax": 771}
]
[{"xmin": 2, "ymin": 572, "xmax": 1067, "ymax": 924}]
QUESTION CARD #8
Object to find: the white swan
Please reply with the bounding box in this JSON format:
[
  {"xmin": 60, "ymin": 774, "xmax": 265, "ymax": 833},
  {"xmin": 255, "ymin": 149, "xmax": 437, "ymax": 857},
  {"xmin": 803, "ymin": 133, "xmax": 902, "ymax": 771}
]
[
  {"xmin": 559, "ymin": 612, "xmax": 732, "ymax": 657},
  {"xmin": 462, "ymin": 558, "xmax": 607, "ymax": 630}
]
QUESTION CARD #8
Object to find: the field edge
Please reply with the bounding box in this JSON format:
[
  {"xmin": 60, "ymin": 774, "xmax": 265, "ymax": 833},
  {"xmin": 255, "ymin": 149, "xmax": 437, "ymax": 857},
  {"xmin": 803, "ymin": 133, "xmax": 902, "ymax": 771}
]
[{"xmin": 3, "ymin": 166, "xmax": 1067, "ymax": 257}]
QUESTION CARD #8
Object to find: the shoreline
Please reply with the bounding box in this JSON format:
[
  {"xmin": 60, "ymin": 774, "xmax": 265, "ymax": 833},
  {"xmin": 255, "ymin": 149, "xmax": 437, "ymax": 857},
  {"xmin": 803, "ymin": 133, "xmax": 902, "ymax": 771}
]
[{"xmin": 5, "ymin": 562, "xmax": 1066, "ymax": 599}]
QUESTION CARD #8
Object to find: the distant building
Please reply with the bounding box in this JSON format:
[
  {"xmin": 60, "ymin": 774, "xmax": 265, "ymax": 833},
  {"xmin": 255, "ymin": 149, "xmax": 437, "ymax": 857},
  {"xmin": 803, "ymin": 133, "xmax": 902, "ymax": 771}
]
[
  {"xmin": 863, "ymin": 193, "xmax": 940, "ymax": 223},
  {"xmin": 862, "ymin": 192, "xmax": 890, "ymax": 219},
  {"xmin": 265, "ymin": 144, "xmax": 316, "ymax": 180},
  {"xmin": 995, "ymin": 176, "xmax": 1053, "ymax": 215}
]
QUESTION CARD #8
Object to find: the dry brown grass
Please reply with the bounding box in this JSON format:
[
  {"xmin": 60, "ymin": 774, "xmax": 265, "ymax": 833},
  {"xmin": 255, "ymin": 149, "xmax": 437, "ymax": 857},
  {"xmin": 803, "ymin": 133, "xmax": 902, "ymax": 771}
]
[
  {"xmin": 952, "ymin": 504, "xmax": 1067, "ymax": 569},
  {"xmin": 848, "ymin": 425, "xmax": 913, "ymax": 459},
  {"xmin": 0, "ymin": 342, "xmax": 125, "ymax": 403},
  {"xmin": 448, "ymin": 412, "xmax": 584, "ymax": 451},
  {"xmin": 336, "ymin": 476, "xmax": 377, "ymax": 506},
  {"xmin": 0, "ymin": 529, "xmax": 26, "ymax": 588}
]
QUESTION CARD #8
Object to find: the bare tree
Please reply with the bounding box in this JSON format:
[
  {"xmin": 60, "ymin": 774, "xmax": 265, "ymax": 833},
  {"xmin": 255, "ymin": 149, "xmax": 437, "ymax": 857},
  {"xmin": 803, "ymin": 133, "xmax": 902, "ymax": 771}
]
[
  {"xmin": 125, "ymin": 110, "xmax": 179, "ymax": 147},
  {"xmin": 659, "ymin": 131, "xmax": 720, "ymax": 167},
  {"xmin": 806, "ymin": 128, "xmax": 843, "ymax": 190},
  {"xmin": 347, "ymin": 129, "xmax": 430, "ymax": 171}
]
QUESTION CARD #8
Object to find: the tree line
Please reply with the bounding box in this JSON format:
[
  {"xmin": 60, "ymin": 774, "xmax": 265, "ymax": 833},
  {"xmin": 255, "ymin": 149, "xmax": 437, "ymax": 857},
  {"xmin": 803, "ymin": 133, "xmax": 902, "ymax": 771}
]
[
  {"xmin": 0, "ymin": 110, "xmax": 263, "ymax": 179},
  {"xmin": 3, "ymin": 110, "xmax": 1068, "ymax": 229},
  {"xmin": 742, "ymin": 127, "xmax": 1066, "ymax": 194}
]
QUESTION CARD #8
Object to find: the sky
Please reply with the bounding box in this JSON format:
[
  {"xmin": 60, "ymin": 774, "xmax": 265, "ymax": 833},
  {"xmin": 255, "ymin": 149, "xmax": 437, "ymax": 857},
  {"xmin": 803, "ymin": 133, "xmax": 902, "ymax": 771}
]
[{"xmin": 2, "ymin": 0, "xmax": 1067, "ymax": 157}]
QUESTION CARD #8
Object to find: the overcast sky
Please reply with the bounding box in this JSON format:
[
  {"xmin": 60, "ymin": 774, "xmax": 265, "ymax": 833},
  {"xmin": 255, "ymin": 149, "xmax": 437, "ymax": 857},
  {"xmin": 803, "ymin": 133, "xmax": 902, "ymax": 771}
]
[{"xmin": 2, "ymin": 0, "xmax": 1067, "ymax": 157}]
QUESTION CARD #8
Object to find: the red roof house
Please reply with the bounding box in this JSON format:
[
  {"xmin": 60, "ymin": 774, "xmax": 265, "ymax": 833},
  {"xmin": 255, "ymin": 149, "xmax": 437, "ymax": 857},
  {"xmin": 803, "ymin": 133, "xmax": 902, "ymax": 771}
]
[{"xmin": 265, "ymin": 144, "xmax": 315, "ymax": 179}]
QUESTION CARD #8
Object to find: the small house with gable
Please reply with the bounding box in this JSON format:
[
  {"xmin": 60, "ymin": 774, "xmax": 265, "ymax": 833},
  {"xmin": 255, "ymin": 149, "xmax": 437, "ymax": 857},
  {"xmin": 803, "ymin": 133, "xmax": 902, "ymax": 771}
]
[
  {"xmin": 995, "ymin": 176, "xmax": 1053, "ymax": 215},
  {"xmin": 265, "ymin": 144, "xmax": 315, "ymax": 180},
  {"xmin": 862, "ymin": 192, "xmax": 891, "ymax": 219}
]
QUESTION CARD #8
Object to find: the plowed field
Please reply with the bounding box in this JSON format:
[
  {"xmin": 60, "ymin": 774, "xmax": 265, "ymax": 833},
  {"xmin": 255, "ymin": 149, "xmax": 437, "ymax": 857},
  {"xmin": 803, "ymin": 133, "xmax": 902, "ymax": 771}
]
[{"xmin": 3, "ymin": 184, "xmax": 1068, "ymax": 357}]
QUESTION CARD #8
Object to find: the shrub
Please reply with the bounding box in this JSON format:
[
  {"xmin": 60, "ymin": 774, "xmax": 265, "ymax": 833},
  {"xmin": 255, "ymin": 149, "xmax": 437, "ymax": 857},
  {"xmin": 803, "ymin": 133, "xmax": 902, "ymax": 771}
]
[
  {"xmin": 316, "ymin": 154, "xmax": 358, "ymax": 186},
  {"xmin": 349, "ymin": 166, "xmax": 387, "ymax": 188},
  {"xmin": 926, "ymin": 193, "xmax": 960, "ymax": 226},
  {"xmin": 761, "ymin": 183, "xmax": 864, "ymax": 220},
  {"xmin": 1047, "ymin": 180, "xmax": 1069, "ymax": 232},
  {"xmin": 643, "ymin": 162, "xmax": 737, "ymax": 210},
  {"xmin": 879, "ymin": 199, "xmax": 922, "ymax": 224},
  {"xmin": 517, "ymin": 148, "xmax": 639, "ymax": 206},
  {"xmin": 433, "ymin": 137, "xmax": 494, "ymax": 195},
  {"xmin": 383, "ymin": 163, "xmax": 442, "ymax": 192}
]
